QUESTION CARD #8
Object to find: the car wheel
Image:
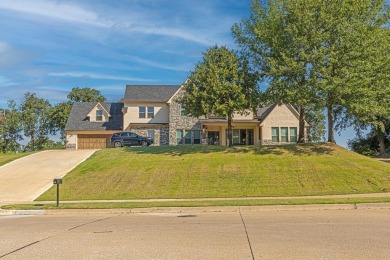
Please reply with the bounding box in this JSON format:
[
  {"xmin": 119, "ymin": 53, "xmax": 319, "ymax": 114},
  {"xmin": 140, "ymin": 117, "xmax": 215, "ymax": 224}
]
[
  {"xmin": 114, "ymin": 141, "xmax": 122, "ymax": 148},
  {"xmin": 141, "ymin": 141, "xmax": 148, "ymax": 146}
]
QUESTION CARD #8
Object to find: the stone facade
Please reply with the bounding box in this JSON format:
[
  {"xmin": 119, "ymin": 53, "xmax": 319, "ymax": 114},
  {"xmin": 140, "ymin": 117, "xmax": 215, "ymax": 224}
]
[
  {"xmin": 125, "ymin": 126, "xmax": 170, "ymax": 146},
  {"xmin": 168, "ymin": 90, "xmax": 206, "ymax": 145}
]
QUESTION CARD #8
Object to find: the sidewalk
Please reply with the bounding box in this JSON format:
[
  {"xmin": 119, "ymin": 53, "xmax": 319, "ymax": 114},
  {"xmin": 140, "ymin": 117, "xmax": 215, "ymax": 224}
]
[
  {"xmin": 2, "ymin": 192, "xmax": 390, "ymax": 215},
  {"xmin": 4, "ymin": 192, "xmax": 390, "ymax": 205}
]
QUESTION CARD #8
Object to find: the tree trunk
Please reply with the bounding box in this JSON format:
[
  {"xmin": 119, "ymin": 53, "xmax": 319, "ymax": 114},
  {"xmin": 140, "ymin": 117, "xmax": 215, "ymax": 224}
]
[
  {"xmin": 378, "ymin": 129, "xmax": 386, "ymax": 157},
  {"xmin": 327, "ymin": 104, "xmax": 336, "ymax": 143},
  {"xmin": 298, "ymin": 105, "xmax": 306, "ymax": 143},
  {"xmin": 31, "ymin": 132, "xmax": 35, "ymax": 151},
  {"xmin": 227, "ymin": 114, "xmax": 233, "ymax": 147}
]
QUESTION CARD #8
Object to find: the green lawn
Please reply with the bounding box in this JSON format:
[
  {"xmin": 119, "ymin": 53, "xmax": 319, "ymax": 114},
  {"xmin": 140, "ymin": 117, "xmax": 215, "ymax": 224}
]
[
  {"xmin": 37, "ymin": 143, "xmax": 390, "ymax": 201},
  {"xmin": 0, "ymin": 152, "xmax": 33, "ymax": 167}
]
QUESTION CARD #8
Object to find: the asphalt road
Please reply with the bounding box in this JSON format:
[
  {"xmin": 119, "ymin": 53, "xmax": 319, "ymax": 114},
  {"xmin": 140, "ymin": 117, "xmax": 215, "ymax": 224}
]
[{"xmin": 1, "ymin": 208, "xmax": 389, "ymax": 259}]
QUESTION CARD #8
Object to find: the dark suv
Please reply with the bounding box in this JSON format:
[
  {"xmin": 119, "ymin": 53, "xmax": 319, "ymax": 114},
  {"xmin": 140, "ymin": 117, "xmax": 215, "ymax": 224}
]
[{"xmin": 111, "ymin": 132, "xmax": 153, "ymax": 147}]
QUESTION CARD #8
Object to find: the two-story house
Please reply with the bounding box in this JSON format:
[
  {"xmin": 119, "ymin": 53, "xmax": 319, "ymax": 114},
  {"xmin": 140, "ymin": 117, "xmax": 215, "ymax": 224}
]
[{"xmin": 65, "ymin": 83, "xmax": 305, "ymax": 149}]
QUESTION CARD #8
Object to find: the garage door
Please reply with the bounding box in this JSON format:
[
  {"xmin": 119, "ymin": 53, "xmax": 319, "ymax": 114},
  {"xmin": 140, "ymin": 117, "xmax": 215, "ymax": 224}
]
[{"xmin": 77, "ymin": 135, "xmax": 112, "ymax": 149}]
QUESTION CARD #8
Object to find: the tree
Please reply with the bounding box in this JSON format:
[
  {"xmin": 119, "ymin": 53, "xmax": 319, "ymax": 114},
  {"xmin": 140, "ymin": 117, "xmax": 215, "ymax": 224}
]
[
  {"xmin": 342, "ymin": 26, "xmax": 390, "ymax": 156},
  {"xmin": 179, "ymin": 45, "xmax": 258, "ymax": 146},
  {"xmin": 305, "ymin": 103, "xmax": 326, "ymax": 143},
  {"xmin": 0, "ymin": 100, "xmax": 23, "ymax": 153},
  {"xmin": 232, "ymin": 0, "xmax": 323, "ymax": 143},
  {"xmin": 67, "ymin": 87, "xmax": 106, "ymax": 103},
  {"xmin": 49, "ymin": 101, "xmax": 72, "ymax": 143},
  {"xmin": 233, "ymin": 0, "xmax": 389, "ymax": 144},
  {"xmin": 310, "ymin": 0, "xmax": 389, "ymax": 143},
  {"xmin": 20, "ymin": 93, "xmax": 53, "ymax": 151},
  {"xmin": 348, "ymin": 124, "xmax": 390, "ymax": 156}
]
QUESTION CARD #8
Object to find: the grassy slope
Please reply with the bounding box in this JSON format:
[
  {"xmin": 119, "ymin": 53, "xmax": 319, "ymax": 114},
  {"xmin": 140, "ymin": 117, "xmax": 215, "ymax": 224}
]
[
  {"xmin": 0, "ymin": 152, "xmax": 33, "ymax": 167},
  {"xmin": 37, "ymin": 143, "xmax": 390, "ymax": 201}
]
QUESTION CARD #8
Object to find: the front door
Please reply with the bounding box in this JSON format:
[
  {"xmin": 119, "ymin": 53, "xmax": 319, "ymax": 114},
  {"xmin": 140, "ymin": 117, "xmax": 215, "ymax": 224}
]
[{"xmin": 208, "ymin": 131, "xmax": 220, "ymax": 145}]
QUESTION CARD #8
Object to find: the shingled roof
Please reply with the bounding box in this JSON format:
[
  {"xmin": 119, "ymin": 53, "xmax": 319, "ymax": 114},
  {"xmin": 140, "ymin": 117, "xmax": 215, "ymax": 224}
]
[
  {"xmin": 65, "ymin": 102, "xmax": 123, "ymax": 131},
  {"xmin": 256, "ymin": 105, "xmax": 275, "ymax": 121},
  {"xmin": 124, "ymin": 85, "xmax": 181, "ymax": 102}
]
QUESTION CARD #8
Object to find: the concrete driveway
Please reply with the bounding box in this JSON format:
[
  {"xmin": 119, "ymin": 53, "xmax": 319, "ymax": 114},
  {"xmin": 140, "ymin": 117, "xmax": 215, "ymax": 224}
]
[{"xmin": 0, "ymin": 150, "xmax": 96, "ymax": 203}]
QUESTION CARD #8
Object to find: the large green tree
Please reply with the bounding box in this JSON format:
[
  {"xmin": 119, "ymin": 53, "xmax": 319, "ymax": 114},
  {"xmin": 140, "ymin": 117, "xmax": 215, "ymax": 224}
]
[
  {"xmin": 311, "ymin": 0, "xmax": 389, "ymax": 143},
  {"xmin": 20, "ymin": 93, "xmax": 53, "ymax": 151},
  {"xmin": 233, "ymin": 0, "xmax": 323, "ymax": 143},
  {"xmin": 67, "ymin": 87, "xmax": 106, "ymax": 103},
  {"xmin": 233, "ymin": 0, "xmax": 389, "ymax": 144},
  {"xmin": 341, "ymin": 27, "xmax": 390, "ymax": 155},
  {"xmin": 179, "ymin": 45, "xmax": 258, "ymax": 146},
  {"xmin": 0, "ymin": 100, "xmax": 23, "ymax": 153}
]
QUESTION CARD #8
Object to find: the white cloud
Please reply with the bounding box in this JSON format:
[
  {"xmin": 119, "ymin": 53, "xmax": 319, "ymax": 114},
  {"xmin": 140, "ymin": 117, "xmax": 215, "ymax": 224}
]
[
  {"xmin": 0, "ymin": 1, "xmax": 226, "ymax": 46},
  {"xmin": 48, "ymin": 72, "xmax": 153, "ymax": 82},
  {"xmin": 128, "ymin": 56, "xmax": 190, "ymax": 72},
  {"xmin": 0, "ymin": 0, "xmax": 111, "ymax": 27},
  {"xmin": 0, "ymin": 75, "xmax": 18, "ymax": 87}
]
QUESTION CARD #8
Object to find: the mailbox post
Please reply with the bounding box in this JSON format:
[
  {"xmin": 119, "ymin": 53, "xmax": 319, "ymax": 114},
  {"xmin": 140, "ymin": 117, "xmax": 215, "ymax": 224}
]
[{"xmin": 53, "ymin": 178, "xmax": 63, "ymax": 207}]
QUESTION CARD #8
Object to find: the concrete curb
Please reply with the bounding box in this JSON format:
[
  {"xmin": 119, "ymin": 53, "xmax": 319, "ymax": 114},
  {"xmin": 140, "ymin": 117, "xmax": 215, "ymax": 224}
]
[
  {"xmin": 44, "ymin": 202, "xmax": 390, "ymax": 215},
  {"xmin": 0, "ymin": 209, "xmax": 45, "ymax": 216},
  {"xmin": 2, "ymin": 202, "xmax": 390, "ymax": 216}
]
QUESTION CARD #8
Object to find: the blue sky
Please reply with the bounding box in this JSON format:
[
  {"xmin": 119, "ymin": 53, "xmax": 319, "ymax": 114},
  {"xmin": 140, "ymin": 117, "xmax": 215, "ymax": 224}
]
[{"xmin": 0, "ymin": 0, "xmax": 357, "ymax": 147}]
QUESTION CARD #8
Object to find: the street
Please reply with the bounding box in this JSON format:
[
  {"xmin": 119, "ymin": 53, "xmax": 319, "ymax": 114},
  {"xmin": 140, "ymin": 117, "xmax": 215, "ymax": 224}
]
[{"xmin": 1, "ymin": 208, "xmax": 389, "ymax": 259}]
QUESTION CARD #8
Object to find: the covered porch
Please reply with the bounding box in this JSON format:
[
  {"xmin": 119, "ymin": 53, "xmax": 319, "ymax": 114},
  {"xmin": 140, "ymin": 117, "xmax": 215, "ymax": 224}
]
[{"xmin": 200, "ymin": 119, "xmax": 260, "ymax": 146}]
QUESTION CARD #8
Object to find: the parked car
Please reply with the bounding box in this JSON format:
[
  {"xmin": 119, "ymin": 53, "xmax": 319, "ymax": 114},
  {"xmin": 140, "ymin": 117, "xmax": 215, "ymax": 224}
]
[{"xmin": 110, "ymin": 132, "xmax": 153, "ymax": 147}]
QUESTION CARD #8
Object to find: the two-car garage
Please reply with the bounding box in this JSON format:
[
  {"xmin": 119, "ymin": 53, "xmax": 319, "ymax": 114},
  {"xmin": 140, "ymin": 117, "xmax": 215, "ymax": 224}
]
[{"xmin": 77, "ymin": 134, "xmax": 112, "ymax": 149}]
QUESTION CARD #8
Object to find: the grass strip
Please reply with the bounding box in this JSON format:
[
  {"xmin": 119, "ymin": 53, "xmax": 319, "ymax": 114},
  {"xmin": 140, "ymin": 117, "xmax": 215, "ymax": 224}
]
[
  {"xmin": 0, "ymin": 152, "xmax": 34, "ymax": 167},
  {"xmin": 3, "ymin": 197, "xmax": 390, "ymax": 210}
]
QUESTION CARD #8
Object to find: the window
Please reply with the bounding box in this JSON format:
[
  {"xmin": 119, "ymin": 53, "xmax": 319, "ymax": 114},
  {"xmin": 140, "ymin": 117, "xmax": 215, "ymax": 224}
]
[
  {"xmin": 290, "ymin": 127, "xmax": 297, "ymax": 142},
  {"xmin": 139, "ymin": 106, "xmax": 146, "ymax": 118},
  {"xmin": 281, "ymin": 127, "xmax": 288, "ymax": 142},
  {"xmin": 180, "ymin": 105, "xmax": 186, "ymax": 116},
  {"xmin": 233, "ymin": 129, "xmax": 240, "ymax": 145},
  {"xmin": 185, "ymin": 130, "xmax": 192, "ymax": 144},
  {"xmin": 96, "ymin": 110, "xmax": 103, "ymax": 121},
  {"xmin": 177, "ymin": 130, "xmax": 201, "ymax": 145},
  {"xmin": 147, "ymin": 130, "xmax": 155, "ymax": 140},
  {"xmin": 176, "ymin": 129, "xmax": 183, "ymax": 144},
  {"xmin": 272, "ymin": 127, "xmax": 279, "ymax": 142},
  {"xmin": 193, "ymin": 130, "xmax": 201, "ymax": 144},
  {"xmin": 147, "ymin": 106, "xmax": 154, "ymax": 118}
]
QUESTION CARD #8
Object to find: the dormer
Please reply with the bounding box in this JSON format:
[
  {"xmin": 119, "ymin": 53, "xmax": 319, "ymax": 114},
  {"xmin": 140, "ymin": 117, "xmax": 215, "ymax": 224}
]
[{"xmin": 87, "ymin": 103, "xmax": 110, "ymax": 122}]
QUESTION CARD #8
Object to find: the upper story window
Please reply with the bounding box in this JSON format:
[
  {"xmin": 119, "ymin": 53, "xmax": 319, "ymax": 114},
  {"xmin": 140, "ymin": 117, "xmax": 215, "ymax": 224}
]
[
  {"xmin": 139, "ymin": 106, "xmax": 154, "ymax": 118},
  {"xmin": 96, "ymin": 110, "xmax": 103, "ymax": 121},
  {"xmin": 139, "ymin": 106, "xmax": 146, "ymax": 118},
  {"xmin": 180, "ymin": 105, "xmax": 186, "ymax": 116},
  {"xmin": 147, "ymin": 106, "xmax": 154, "ymax": 118}
]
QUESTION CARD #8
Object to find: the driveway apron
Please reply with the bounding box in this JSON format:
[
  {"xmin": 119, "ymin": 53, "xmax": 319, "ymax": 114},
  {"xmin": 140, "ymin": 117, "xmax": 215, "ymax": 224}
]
[{"xmin": 0, "ymin": 150, "xmax": 96, "ymax": 203}]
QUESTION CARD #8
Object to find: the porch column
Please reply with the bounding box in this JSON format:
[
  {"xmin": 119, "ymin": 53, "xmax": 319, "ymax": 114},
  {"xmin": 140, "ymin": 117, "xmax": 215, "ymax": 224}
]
[{"xmin": 254, "ymin": 127, "xmax": 259, "ymax": 145}]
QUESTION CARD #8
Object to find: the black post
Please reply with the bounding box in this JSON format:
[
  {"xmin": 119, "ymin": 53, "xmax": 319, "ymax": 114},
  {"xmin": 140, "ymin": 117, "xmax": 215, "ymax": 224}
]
[{"xmin": 56, "ymin": 183, "xmax": 60, "ymax": 207}]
